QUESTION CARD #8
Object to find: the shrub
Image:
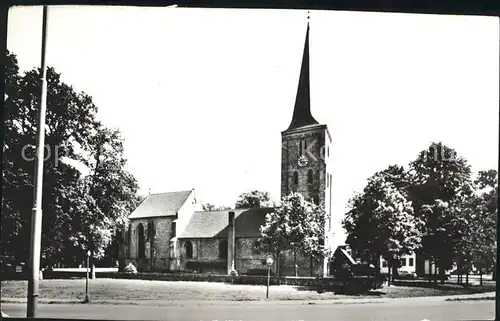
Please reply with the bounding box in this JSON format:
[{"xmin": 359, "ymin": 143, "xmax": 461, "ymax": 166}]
[{"xmin": 124, "ymin": 263, "xmax": 137, "ymax": 274}]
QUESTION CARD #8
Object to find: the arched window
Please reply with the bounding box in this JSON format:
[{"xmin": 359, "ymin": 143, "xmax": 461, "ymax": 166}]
[
  {"xmin": 313, "ymin": 195, "xmax": 319, "ymax": 205},
  {"xmin": 148, "ymin": 221, "xmax": 154, "ymax": 241},
  {"xmin": 307, "ymin": 169, "xmax": 313, "ymax": 184},
  {"xmin": 137, "ymin": 223, "xmax": 145, "ymax": 259},
  {"xmin": 293, "ymin": 171, "xmax": 299, "ymax": 185},
  {"xmin": 185, "ymin": 240, "xmax": 193, "ymax": 259},
  {"xmin": 219, "ymin": 240, "xmax": 228, "ymax": 259}
]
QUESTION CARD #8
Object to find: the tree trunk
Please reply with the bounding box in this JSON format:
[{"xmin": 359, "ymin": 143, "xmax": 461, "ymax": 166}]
[
  {"xmin": 439, "ymin": 262, "xmax": 445, "ymax": 285},
  {"xmin": 293, "ymin": 250, "xmax": 298, "ymax": 277},
  {"xmin": 387, "ymin": 261, "xmax": 391, "ymax": 286},
  {"xmin": 310, "ymin": 255, "xmax": 313, "ymax": 277},
  {"xmin": 428, "ymin": 259, "xmax": 432, "ymax": 283},
  {"xmin": 480, "ymin": 269, "xmax": 483, "ymax": 287},
  {"xmin": 432, "ymin": 262, "xmax": 437, "ymax": 285},
  {"xmin": 429, "ymin": 260, "xmax": 433, "ymax": 283},
  {"xmin": 465, "ymin": 272, "xmax": 469, "ymax": 287},
  {"xmin": 275, "ymin": 251, "xmax": 280, "ymax": 278}
]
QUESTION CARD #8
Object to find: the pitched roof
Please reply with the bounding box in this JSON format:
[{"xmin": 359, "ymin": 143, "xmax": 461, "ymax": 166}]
[
  {"xmin": 339, "ymin": 248, "xmax": 357, "ymax": 265},
  {"xmin": 178, "ymin": 207, "xmax": 274, "ymax": 238},
  {"xmin": 128, "ymin": 190, "xmax": 193, "ymax": 219}
]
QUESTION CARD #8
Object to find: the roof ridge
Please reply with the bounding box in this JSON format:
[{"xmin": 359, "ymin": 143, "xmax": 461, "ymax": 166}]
[
  {"xmin": 128, "ymin": 190, "xmax": 194, "ymax": 220},
  {"xmin": 149, "ymin": 190, "xmax": 192, "ymax": 196},
  {"xmin": 194, "ymin": 207, "xmax": 275, "ymax": 214},
  {"xmin": 176, "ymin": 190, "xmax": 194, "ymax": 212}
]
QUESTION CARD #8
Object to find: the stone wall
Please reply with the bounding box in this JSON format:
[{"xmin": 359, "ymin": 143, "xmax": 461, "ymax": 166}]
[
  {"xmin": 278, "ymin": 249, "xmax": 323, "ymax": 277},
  {"xmin": 177, "ymin": 238, "xmax": 227, "ymax": 273},
  {"xmin": 175, "ymin": 237, "xmax": 323, "ymax": 276},
  {"xmin": 126, "ymin": 217, "xmax": 175, "ymax": 272},
  {"xmin": 175, "ymin": 237, "xmax": 272, "ymax": 274},
  {"xmin": 281, "ymin": 125, "xmax": 330, "ymax": 206},
  {"xmin": 235, "ymin": 238, "xmax": 268, "ymax": 273}
]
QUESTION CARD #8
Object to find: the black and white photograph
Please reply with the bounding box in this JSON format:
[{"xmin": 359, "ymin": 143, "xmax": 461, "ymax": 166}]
[{"xmin": 1, "ymin": 4, "xmax": 498, "ymax": 321}]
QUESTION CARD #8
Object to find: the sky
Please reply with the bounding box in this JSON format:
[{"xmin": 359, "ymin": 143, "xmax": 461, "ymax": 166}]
[{"xmin": 7, "ymin": 6, "xmax": 499, "ymax": 242}]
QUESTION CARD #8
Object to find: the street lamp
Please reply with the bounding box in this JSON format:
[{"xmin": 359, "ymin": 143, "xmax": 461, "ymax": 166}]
[
  {"xmin": 27, "ymin": 5, "xmax": 49, "ymax": 318},
  {"xmin": 266, "ymin": 256, "xmax": 274, "ymax": 299},
  {"xmin": 84, "ymin": 250, "xmax": 91, "ymax": 303}
]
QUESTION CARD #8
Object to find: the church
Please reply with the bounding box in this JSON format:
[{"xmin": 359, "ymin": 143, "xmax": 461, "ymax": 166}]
[{"xmin": 118, "ymin": 20, "xmax": 337, "ymax": 277}]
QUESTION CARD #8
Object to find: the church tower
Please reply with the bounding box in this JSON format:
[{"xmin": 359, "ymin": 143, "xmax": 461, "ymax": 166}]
[{"xmin": 281, "ymin": 17, "xmax": 333, "ymax": 239}]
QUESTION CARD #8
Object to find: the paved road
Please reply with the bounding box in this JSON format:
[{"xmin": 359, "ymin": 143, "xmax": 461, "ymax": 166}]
[{"xmin": 2, "ymin": 299, "xmax": 495, "ymax": 321}]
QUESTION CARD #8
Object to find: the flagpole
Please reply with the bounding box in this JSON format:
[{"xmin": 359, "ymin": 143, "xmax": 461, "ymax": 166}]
[{"xmin": 27, "ymin": 5, "xmax": 49, "ymax": 318}]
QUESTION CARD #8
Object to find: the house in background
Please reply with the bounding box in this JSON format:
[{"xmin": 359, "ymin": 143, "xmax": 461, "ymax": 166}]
[
  {"xmin": 343, "ymin": 245, "xmax": 455, "ymax": 277},
  {"xmin": 380, "ymin": 253, "xmax": 417, "ymax": 274}
]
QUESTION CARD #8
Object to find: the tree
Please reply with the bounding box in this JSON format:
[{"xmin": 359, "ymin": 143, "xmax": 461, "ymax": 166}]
[
  {"xmin": 260, "ymin": 192, "xmax": 329, "ymax": 276},
  {"xmin": 449, "ymin": 170, "xmax": 497, "ymax": 286},
  {"xmin": 342, "ymin": 168, "xmax": 423, "ymax": 285},
  {"xmin": 408, "ymin": 142, "xmax": 474, "ymax": 283},
  {"xmin": 2, "ymin": 50, "xmax": 140, "ymax": 267},
  {"xmin": 70, "ymin": 126, "xmax": 141, "ymax": 263},
  {"xmin": 469, "ymin": 170, "xmax": 498, "ymax": 284},
  {"xmin": 3, "ymin": 50, "xmax": 98, "ymax": 265},
  {"xmin": 235, "ymin": 190, "xmax": 274, "ymax": 209},
  {"xmin": 201, "ymin": 203, "xmax": 231, "ymax": 211}
]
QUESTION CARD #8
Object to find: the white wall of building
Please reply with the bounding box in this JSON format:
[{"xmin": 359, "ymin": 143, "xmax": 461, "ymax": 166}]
[{"xmin": 379, "ymin": 253, "xmax": 417, "ymax": 274}]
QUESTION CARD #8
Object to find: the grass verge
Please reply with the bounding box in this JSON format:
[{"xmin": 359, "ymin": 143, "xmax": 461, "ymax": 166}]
[{"xmin": 1, "ymin": 279, "xmax": 495, "ymax": 303}]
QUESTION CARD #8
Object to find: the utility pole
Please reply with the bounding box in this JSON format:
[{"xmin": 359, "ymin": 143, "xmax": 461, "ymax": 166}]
[
  {"xmin": 27, "ymin": 5, "xmax": 49, "ymax": 318},
  {"xmin": 266, "ymin": 257, "xmax": 273, "ymax": 299}
]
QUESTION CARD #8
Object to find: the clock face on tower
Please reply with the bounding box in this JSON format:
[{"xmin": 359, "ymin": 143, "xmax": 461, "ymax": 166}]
[{"xmin": 297, "ymin": 155, "xmax": 308, "ymax": 167}]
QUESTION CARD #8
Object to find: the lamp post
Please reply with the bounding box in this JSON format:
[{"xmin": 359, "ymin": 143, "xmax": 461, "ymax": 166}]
[
  {"xmin": 84, "ymin": 250, "xmax": 91, "ymax": 303},
  {"xmin": 266, "ymin": 257, "xmax": 273, "ymax": 299},
  {"xmin": 26, "ymin": 5, "xmax": 49, "ymax": 318}
]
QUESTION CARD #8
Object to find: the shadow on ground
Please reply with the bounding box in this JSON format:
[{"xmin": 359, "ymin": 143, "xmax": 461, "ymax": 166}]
[
  {"xmin": 292, "ymin": 281, "xmax": 496, "ymax": 297},
  {"xmin": 293, "ymin": 284, "xmax": 385, "ymax": 296},
  {"xmin": 393, "ymin": 280, "xmax": 496, "ymax": 292}
]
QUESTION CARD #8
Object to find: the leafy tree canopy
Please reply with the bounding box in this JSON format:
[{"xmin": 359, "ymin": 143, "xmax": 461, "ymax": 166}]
[
  {"xmin": 234, "ymin": 190, "xmax": 274, "ymax": 209},
  {"xmin": 2, "ymin": 50, "xmax": 140, "ymax": 266},
  {"xmin": 260, "ymin": 192, "xmax": 329, "ymax": 276},
  {"xmin": 343, "ymin": 167, "xmax": 423, "ymax": 267}
]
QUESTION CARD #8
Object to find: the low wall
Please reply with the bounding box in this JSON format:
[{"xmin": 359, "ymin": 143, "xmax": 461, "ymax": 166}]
[
  {"xmin": 3, "ymin": 270, "xmax": 383, "ymax": 290},
  {"xmin": 100, "ymin": 272, "xmax": 382, "ymax": 289}
]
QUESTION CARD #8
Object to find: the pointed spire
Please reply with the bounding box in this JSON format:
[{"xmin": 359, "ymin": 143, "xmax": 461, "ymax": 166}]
[{"xmin": 286, "ymin": 13, "xmax": 319, "ymax": 131}]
